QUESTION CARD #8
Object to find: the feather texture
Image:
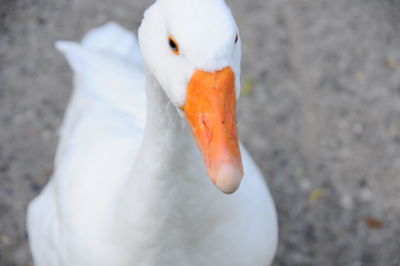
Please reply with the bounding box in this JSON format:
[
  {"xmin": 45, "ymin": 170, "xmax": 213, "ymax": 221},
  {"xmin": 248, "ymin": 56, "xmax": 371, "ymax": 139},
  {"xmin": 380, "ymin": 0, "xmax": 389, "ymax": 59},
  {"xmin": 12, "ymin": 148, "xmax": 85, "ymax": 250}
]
[{"xmin": 27, "ymin": 10, "xmax": 277, "ymax": 266}]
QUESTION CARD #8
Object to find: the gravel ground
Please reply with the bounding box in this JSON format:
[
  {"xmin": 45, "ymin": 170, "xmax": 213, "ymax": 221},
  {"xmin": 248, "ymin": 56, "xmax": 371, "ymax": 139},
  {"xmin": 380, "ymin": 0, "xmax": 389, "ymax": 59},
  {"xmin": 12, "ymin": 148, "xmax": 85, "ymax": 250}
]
[{"xmin": 1, "ymin": 0, "xmax": 400, "ymax": 265}]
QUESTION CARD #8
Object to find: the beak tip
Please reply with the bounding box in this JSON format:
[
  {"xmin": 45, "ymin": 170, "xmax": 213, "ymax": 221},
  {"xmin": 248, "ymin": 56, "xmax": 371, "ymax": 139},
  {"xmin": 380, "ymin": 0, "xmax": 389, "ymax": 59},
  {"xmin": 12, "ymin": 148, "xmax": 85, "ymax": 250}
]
[{"xmin": 214, "ymin": 164, "xmax": 243, "ymax": 194}]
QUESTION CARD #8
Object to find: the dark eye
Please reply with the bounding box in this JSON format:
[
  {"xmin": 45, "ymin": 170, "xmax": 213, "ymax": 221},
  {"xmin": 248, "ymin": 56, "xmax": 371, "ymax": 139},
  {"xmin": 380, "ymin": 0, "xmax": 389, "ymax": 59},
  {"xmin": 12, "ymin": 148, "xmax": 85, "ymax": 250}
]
[
  {"xmin": 234, "ymin": 33, "xmax": 239, "ymax": 44},
  {"xmin": 168, "ymin": 36, "xmax": 180, "ymax": 55}
]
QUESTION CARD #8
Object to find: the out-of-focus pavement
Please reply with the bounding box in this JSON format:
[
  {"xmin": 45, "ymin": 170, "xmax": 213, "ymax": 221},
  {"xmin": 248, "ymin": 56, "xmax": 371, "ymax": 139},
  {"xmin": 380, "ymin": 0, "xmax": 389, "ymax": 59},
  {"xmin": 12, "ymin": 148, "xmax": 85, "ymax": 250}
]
[{"xmin": 1, "ymin": 0, "xmax": 400, "ymax": 265}]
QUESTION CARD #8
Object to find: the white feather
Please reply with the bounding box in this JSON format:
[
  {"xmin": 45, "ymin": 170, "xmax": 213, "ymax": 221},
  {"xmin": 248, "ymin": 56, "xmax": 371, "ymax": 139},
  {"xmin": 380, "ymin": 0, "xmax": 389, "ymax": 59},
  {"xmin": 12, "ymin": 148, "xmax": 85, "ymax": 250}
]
[{"xmin": 27, "ymin": 2, "xmax": 278, "ymax": 265}]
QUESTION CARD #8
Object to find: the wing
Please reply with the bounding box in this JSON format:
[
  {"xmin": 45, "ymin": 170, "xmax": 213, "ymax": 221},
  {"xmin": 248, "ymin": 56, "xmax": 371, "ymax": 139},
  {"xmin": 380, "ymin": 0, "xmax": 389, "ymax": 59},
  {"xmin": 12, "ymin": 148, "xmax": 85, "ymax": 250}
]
[
  {"xmin": 53, "ymin": 21, "xmax": 146, "ymax": 199},
  {"xmin": 27, "ymin": 22, "xmax": 146, "ymax": 266},
  {"xmin": 56, "ymin": 21, "xmax": 146, "ymax": 134}
]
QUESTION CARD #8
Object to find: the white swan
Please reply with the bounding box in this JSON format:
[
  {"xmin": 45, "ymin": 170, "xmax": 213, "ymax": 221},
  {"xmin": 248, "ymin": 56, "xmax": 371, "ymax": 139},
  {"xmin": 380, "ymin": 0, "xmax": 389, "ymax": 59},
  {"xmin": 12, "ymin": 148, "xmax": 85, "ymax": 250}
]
[{"xmin": 27, "ymin": 0, "xmax": 278, "ymax": 265}]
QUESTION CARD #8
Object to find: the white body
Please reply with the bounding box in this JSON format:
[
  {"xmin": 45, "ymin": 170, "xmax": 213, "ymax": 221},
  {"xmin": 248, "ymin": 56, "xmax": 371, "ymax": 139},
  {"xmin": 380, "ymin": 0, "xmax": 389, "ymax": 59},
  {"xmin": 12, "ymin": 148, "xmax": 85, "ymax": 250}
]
[{"xmin": 27, "ymin": 10, "xmax": 278, "ymax": 266}]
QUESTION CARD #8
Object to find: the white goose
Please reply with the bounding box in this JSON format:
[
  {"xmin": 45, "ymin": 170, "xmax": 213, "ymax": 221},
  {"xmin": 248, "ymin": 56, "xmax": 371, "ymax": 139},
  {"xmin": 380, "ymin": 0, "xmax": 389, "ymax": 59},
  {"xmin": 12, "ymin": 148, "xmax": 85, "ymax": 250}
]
[{"xmin": 27, "ymin": 0, "xmax": 278, "ymax": 265}]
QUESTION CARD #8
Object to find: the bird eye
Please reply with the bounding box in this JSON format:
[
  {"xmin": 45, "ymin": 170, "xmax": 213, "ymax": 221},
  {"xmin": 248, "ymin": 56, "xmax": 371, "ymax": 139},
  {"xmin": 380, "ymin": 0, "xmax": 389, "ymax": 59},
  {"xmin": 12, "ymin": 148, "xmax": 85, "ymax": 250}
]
[
  {"xmin": 234, "ymin": 33, "xmax": 239, "ymax": 44},
  {"xmin": 168, "ymin": 36, "xmax": 180, "ymax": 55}
]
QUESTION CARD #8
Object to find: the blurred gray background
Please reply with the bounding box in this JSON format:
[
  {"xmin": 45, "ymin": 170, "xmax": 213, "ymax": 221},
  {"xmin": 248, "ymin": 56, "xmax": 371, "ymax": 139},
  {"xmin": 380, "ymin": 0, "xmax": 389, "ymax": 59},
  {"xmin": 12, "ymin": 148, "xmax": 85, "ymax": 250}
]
[{"xmin": 1, "ymin": 0, "xmax": 400, "ymax": 265}]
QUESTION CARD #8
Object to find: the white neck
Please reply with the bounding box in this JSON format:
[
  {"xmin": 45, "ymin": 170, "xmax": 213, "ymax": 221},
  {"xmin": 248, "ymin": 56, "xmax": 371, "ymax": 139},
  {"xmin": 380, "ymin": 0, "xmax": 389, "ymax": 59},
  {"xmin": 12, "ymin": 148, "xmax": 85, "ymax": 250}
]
[
  {"xmin": 134, "ymin": 70, "xmax": 208, "ymax": 191},
  {"xmin": 116, "ymin": 70, "xmax": 222, "ymax": 221},
  {"xmin": 112, "ymin": 70, "xmax": 244, "ymax": 263}
]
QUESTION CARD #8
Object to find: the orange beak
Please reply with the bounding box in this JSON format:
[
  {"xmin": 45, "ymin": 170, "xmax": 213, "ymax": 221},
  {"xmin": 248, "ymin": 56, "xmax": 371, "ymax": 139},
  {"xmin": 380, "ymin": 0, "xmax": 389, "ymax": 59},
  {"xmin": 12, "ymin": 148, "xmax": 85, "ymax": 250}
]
[{"xmin": 183, "ymin": 67, "xmax": 243, "ymax": 194}]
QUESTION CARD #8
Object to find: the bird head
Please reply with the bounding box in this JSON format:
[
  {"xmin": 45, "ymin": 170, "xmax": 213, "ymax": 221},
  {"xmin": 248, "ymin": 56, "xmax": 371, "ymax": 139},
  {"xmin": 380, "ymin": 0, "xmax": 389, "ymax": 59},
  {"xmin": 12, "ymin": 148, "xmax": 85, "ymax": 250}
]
[{"xmin": 139, "ymin": 0, "xmax": 243, "ymax": 194}]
